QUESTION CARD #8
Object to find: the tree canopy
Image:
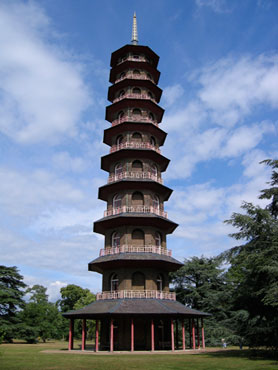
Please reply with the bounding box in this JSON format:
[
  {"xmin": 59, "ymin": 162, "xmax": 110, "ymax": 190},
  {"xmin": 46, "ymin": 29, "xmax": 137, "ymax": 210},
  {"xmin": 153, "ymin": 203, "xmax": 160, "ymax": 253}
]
[{"xmin": 0, "ymin": 265, "xmax": 26, "ymax": 342}]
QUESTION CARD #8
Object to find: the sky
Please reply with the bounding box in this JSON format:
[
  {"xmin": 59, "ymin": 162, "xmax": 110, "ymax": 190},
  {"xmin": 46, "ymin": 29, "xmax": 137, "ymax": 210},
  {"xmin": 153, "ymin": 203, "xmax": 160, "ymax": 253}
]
[{"xmin": 1, "ymin": 0, "xmax": 278, "ymax": 302}]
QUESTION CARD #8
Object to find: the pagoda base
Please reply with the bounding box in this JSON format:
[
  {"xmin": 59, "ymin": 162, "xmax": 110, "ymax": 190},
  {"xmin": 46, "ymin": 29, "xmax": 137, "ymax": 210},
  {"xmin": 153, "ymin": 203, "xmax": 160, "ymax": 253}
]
[{"xmin": 63, "ymin": 299, "xmax": 209, "ymax": 352}]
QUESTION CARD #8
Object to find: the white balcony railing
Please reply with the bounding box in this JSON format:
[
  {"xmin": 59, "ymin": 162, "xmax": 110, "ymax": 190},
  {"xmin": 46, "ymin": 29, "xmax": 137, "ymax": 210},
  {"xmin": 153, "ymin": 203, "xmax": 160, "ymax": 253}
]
[
  {"xmin": 108, "ymin": 171, "xmax": 163, "ymax": 184},
  {"xmin": 113, "ymin": 93, "xmax": 156, "ymax": 104},
  {"xmin": 111, "ymin": 116, "xmax": 158, "ymax": 127},
  {"xmin": 104, "ymin": 205, "xmax": 168, "ymax": 218},
  {"xmin": 110, "ymin": 142, "xmax": 160, "ymax": 154},
  {"xmin": 99, "ymin": 245, "xmax": 172, "ymax": 257},
  {"xmin": 96, "ymin": 290, "xmax": 176, "ymax": 301},
  {"xmin": 115, "ymin": 73, "xmax": 153, "ymax": 84}
]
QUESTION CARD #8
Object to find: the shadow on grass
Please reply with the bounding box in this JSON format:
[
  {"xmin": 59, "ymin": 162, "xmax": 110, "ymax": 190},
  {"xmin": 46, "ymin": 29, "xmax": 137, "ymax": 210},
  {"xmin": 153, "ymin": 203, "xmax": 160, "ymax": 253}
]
[{"xmin": 205, "ymin": 349, "xmax": 278, "ymax": 366}]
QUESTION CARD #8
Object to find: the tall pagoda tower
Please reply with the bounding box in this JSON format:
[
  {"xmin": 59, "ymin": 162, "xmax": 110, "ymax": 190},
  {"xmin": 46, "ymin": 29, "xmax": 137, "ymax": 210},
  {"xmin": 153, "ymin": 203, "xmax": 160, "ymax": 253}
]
[{"xmin": 64, "ymin": 14, "xmax": 208, "ymax": 352}]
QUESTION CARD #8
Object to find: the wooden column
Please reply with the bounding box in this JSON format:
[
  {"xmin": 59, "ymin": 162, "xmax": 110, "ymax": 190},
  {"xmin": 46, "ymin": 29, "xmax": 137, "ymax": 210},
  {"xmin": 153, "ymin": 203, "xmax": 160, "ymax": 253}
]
[
  {"xmin": 68, "ymin": 319, "xmax": 74, "ymax": 351},
  {"xmin": 131, "ymin": 318, "xmax": 134, "ymax": 352},
  {"xmin": 81, "ymin": 319, "xmax": 86, "ymax": 351},
  {"xmin": 201, "ymin": 318, "xmax": 205, "ymax": 349},
  {"xmin": 95, "ymin": 320, "xmax": 99, "ymax": 352},
  {"xmin": 171, "ymin": 319, "xmax": 175, "ymax": 351},
  {"xmin": 182, "ymin": 320, "xmax": 185, "ymax": 350},
  {"xmin": 151, "ymin": 319, "xmax": 155, "ymax": 351},
  {"xmin": 197, "ymin": 318, "xmax": 200, "ymax": 349},
  {"xmin": 110, "ymin": 318, "xmax": 114, "ymax": 352},
  {"xmin": 175, "ymin": 320, "xmax": 179, "ymax": 350},
  {"xmin": 192, "ymin": 318, "xmax": 196, "ymax": 350}
]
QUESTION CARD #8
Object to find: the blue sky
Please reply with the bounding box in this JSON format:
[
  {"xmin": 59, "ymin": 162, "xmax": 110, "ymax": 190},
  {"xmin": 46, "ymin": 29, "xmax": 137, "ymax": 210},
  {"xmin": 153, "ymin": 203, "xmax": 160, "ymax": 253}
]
[{"xmin": 1, "ymin": 0, "xmax": 277, "ymax": 301}]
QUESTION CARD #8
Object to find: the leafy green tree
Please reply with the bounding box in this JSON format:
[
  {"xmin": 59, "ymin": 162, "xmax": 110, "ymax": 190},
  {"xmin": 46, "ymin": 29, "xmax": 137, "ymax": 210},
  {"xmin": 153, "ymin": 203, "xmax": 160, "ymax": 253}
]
[
  {"xmin": 19, "ymin": 285, "xmax": 63, "ymax": 343},
  {"xmin": 223, "ymin": 159, "xmax": 278, "ymax": 349},
  {"xmin": 58, "ymin": 284, "xmax": 91, "ymax": 313},
  {"xmin": 0, "ymin": 266, "xmax": 26, "ymax": 342},
  {"xmin": 73, "ymin": 290, "xmax": 96, "ymax": 340},
  {"xmin": 170, "ymin": 256, "xmax": 235, "ymax": 346},
  {"xmin": 26, "ymin": 284, "xmax": 48, "ymax": 304},
  {"xmin": 259, "ymin": 159, "xmax": 278, "ymax": 219},
  {"xmin": 58, "ymin": 284, "xmax": 94, "ymax": 339}
]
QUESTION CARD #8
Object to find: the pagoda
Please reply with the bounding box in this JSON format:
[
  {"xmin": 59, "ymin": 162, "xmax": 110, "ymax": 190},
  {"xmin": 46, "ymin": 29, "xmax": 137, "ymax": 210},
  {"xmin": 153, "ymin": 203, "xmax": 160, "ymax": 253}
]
[{"xmin": 63, "ymin": 14, "xmax": 209, "ymax": 352}]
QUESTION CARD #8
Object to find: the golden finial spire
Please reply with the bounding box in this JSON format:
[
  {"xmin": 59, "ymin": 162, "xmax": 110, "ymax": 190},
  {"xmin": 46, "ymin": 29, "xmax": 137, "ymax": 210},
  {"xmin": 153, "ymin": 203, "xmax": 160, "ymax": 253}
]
[{"xmin": 131, "ymin": 12, "xmax": 138, "ymax": 45}]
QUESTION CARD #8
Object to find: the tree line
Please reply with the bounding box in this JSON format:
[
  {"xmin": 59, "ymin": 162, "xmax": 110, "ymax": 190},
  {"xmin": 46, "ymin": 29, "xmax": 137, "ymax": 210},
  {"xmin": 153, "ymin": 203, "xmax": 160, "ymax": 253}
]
[
  {"xmin": 1, "ymin": 160, "xmax": 277, "ymax": 349},
  {"xmin": 0, "ymin": 274, "xmax": 96, "ymax": 343}
]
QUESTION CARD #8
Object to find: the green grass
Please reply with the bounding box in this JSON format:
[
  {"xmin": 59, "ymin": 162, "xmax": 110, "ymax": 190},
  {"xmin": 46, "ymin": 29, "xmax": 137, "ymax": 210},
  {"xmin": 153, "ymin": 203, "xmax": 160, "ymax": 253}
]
[{"xmin": 0, "ymin": 341, "xmax": 277, "ymax": 370}]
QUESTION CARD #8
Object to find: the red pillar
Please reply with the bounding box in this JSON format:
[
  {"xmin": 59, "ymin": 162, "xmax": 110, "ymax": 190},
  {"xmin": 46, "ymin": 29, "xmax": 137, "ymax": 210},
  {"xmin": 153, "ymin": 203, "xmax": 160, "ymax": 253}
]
[
  {"xmin": 131, "ymin": 318, "xmax": 134, "ymax": 352},
  {"xmin": 182, "ymin": 320, "xmax": 185, "ymax": 350},
  {"xmin": 189, "ymin": 318, "xmax": 192, "ymax": 349},
  {"xmin": 197, "ymin": 318, "xmax": 200, "ymax": 349},
  {"xmin": 68, "ymin": 319, "xmax": 74, "ymax": 351},
  {"xmin": 151, "ymin": 319, "xmax": 155, "ymax": 351},
  {"xmin": 95, "ymin": 320, "xmax": 99, "ymax": 352},
  {"xmin": 81, "ymin": 319, "xmax": 86, "ymax": 350},
  {"xmin": 171, "ymin": 319, "xmax": 175, "ymax": 351},
  {"xmin": 201, "ymin": 318, "xmax": 205, "ymax": 349},
  {"xmin": 110, "ymin": 318, "xmax": 114, "ymax": 352},
  {"xmin": 192, "ymin": 319, "xmax": 196, "ymax": 350}
]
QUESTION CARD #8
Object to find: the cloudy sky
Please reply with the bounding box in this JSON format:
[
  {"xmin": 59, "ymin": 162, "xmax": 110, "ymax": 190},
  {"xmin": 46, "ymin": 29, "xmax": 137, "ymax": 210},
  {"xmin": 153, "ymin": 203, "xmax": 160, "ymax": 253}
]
[{"xmin": 1, "ymin": 0, "xmax": 277, "ymax": 301}]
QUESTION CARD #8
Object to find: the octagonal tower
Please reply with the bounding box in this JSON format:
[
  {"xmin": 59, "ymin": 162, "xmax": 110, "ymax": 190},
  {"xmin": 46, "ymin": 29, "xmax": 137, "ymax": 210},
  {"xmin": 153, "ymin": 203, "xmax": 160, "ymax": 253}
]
[{"xmin": 63, "ymin": 14, "xmax": 209, "ymax": 352}]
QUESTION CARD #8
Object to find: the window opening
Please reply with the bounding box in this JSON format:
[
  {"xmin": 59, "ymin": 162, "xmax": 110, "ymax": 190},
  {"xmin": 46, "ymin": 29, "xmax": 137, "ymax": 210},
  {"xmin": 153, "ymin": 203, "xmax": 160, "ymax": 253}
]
[
  {"xmin": 157, "ymin": 274, "xmax": 163, "ymax": 291},
  {"xmin": 132, "ymin": 229, "xmax": 144, "ymax": 243},
  {"xmin": 132, "ymin": 271, "xmax": 145, "ymax": 290},
  {"xmin": 132, "ymin": 192, "xmax": 144, "ymax": 206},
  {"xmin": 155, "ymin": 232, "xmax": 162, "ymax": 247},
  {"xmin": 117, "ymin": 111, "xmax": 124, "ymax": 119},
  {"xmin": 132, "ymin": 132, "xmax": 142, "ymax": 142},
  {"xmin": 115, "ymin": 163, "xmax": 123, "ymax": 176},
  {"xmin": 151, "ymin": 164, "xmax": 158, "ymax": 177},
  {"xmin": 132, "ymin": 160, "xmax": 143, "ymax": 171},
  {"xmin": 113, "ymin": 194, "xmax": 122, "ymax": 209},
  {"xmin": 153, "ymin": 195, "xmax": 159, "ymax": 209},
  {"xmin": 116, "ymin": 135, "xmax": 123, "ymax": 146},
  {"xmin": 133, "ymin": 87, "xmax": 141, "ymax": 94},
  {"xmin": 111, "ymin": 232, "xmax": 121, "ymax": 248},
  {"xmin": 132, "ymin": 108, "xmax": 142, "ymax": 116},
  {"xmin": 110, "ymin": 273, "xmax": 119, "ymax": 291}
]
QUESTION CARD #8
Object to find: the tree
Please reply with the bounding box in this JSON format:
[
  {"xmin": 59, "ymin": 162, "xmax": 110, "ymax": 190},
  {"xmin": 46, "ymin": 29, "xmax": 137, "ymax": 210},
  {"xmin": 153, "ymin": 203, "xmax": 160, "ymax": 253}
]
[
  {"xmin": 0, "ymin": 266, "xmax": 26, "ymax": 342},
  {"xmin": 58, "ymin": 284, "xmax": 91, "ymax": 313},
  {"xmin": 58, "ymin": 284, "xmax": 94, "ymax": 339},
  {"xmin": 26, "ymin": 284, "xmax": 48, "ymax": 304},
  {"xmin": 19, "ymin": 285, "xmax": 63, "ymax": 343},
  {"xmin": 259, "ymin": 159, "xmax": 278, "ymax": 219},
  {"xmin": 170, "ymin": 256, "xmax": 236, "ymax": 346},
  {"xmin": 223, "ymin": 159, "xmax": 278, "ymax": 349},
  {"xmin": 73, "ymin": 290, "xmax": 96, "ymax": 339}
]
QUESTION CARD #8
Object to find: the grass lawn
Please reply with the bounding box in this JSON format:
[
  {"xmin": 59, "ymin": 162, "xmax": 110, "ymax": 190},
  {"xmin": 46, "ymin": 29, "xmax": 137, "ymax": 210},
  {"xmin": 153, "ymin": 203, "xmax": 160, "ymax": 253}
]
[{"xmin": 0, "ymin": 341, "xmax": 277, "ymax": 370}]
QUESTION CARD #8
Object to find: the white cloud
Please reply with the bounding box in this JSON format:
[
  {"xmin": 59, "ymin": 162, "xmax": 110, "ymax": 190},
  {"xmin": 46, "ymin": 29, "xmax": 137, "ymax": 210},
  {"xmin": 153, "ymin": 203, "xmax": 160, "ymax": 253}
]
[
  {"xmin": 0, "ymin": 167, "xmax": 92, "ymax": 222},
  {"xmin": 165, "ymin": 120, "xmax": 275, "ymax": 180},
  {"xmin": 221, "ymin": 122, "xmax": 275, "ymax": 157},
  {"xmin": 47, "ymin": 281, "xmax": 67, "ymax": 302},
  {"xmin": 164, "ymin": 101, "xmax": 206, "ymax": 133},
  {"xmin": 52, "ymin": 151, "xmax": 87, "ymax": 173},
  {"xmin": 162, "ymin": 84, "xmax": 184, "ymax": 107},
  {"xmin": 0, "ymin": 1, "xmax": 91, "ymax": 144},
  {"xmin": 197, "ymin": 54, "xmax": 278, "ymax": 126}
]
